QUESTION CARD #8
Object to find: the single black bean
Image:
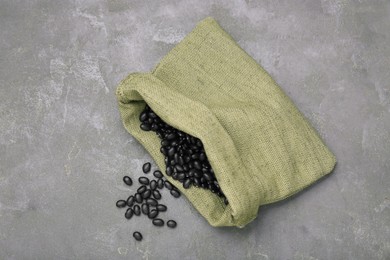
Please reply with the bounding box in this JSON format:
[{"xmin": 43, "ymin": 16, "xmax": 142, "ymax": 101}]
[
  {"xmin": 164, "ymin": 181, "xmax": 173, "ymax": 190},
  {"xmin": 133, "ymin": 205, "xmax": 141, "ymax": 216},
  {"xmin": 125, "ymin": 208, "xmax": 134, "ymax": 219},
  {"xmin": 133, "ymin": 231, "xmax": 142, "ymax": 241},
  {"xmin": 156, "ymin": 204, "xmax": 167, "ymax": 212},
  {"xmin": 199, "ymin": 152, "xmax": 206, "ymax": 161},
  {"xmin": 166, "ymin": 133, "xmax": 176, "ymax": 140},
  {"xmin": 184, "ymin": 155, "xmax": 191, "ymax": 163},
  {"xmin": 139, "ymin": 111, "xmax": 148, "ymax": 122},
  {"xmin": 191, "ymin": 154, "xmax": 199, "ymax": 160},
  {"xmin": 152, "ymin": 190, "xmax": 161, "ymax": 200},
  {"xmin": 160, "ymin": 147, "xmax": 168, "ymax": 155},
  {"xmin": 141, "ymin": 203, "xmax": 149, "ymax": 215},
  {"xmin": 140, "ymin": 123, "xmax": 151, "ymax": 131},
  {"xmin": 152, "ymin": 218, "xmax": 164, "ymax": 227},
  {"xmin": 146, "ymin": 198, "xmax": 158, "ymax": 206},
  {"xmin": 142, "ymin": 163, "xmax": 151, "ymax": 173},
  {"xmin": 175, "ymin": 165, "xmax": 184, "ymax": 172},
  {"xmin": 142, "ymin": 189, "xmax": 151, "ymax": 199},
  {"xmin": 157, "ymin": 179, "xmax": 164, "ymax": 189},
  {"xmin": 135, "ymin": 193, "xmax": 143, "ymax": 203},
  {"xmin": 193, "ymin": 160, "xmax": 202, "ymax": 170},
  {"xmin": 126, "ymin": 196, "xmax": 135, "ymax": 207},
  {"xmin": 150, "ymin": 180, "xmax": 157, "ymax": 190},
  {"xmin": 168, "ymin": 147, "xmax": 175, "ymax": 157},
  {"xmin": 166, "ymin": 220, "xmax": 177, "ymax": 228},
  {"xmin": 177, "ymin": 173, "xmax": 185, "ymax": 180},
  {"xmin": 139, "ymin": 177, "xmax": 149, "ymax": 185},
  {"xmin": 148, "ymin": 111, "xmax": 157, "ymax": 118},
  {"xmin": 161, "ymin": 139, "xmax": 170, "ymax": 147},
  {"xmin": 137, "ymin": 185, "xmax": 146, "ymax": 194},
  {"xmin": 166, "ymin": 166, "xmax": 173, "ymax": 176},
  {"xmin": 116, "ymin": 200, "xmax": 126, "ymax": 208},
  {"xmin": 148, "ymin": 209, "xmax": 159, "ymax": 219},
  {"xmin": 123, "ymin": 176, "xmax": 133, "ymax": 186},
  {"xmin": 170, "ymin": 189, "xmax": 181, "ymax": 198},
  {"xmin": 183, "ymin": 178, "xmax": 191, "ymax": 189},
  {"xmin": 203, "ymin": 173, "xmax": 213, "ymax": 181},
  {"xmin": 153, "ymin": 170, "xmax": 163, "ymax": 179}
]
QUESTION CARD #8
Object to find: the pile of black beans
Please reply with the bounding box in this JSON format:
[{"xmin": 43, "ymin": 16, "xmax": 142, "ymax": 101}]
[
  {"xmin": 139, "ymin": 104, "xmax": 228, "ymax": 205},
  {"xmin": 116, "ymin": 162, "xmax": 179, "ymax": 242}
]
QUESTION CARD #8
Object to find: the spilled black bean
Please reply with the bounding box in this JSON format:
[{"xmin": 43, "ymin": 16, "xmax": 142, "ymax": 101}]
[
  {"xmin": 153, "ymin": 170, "xmax": 163, "ymax": 179},
  {"xmin": 133, "ymin": 205, "xmax": 141, "ymax": 216},
  {"xmin": 139, "ymin": 177, "xmax": 149, "ymax": 185},
  {"xmin": 135, "ymin": 193, "xmax": 143, "ymax": 203},
  {"xmin": 133, "ymin": 231, "xmax": 142, "ymax": 241},
  {"xmin": 152, "ymin": 190, "xmax": 161, "ymax": 200},
  {"xmin": 170, "ymin": 189, "xmax": 181, "ymax": 198},
  {"xmin": 156, "ymin": 204, "xmax": 167, "ymax": 212},
  {"xmin": 152, "ymin": 218, "xmax": 164, "ymax": 227},
  {"xmin": 148, "ymin": 209, "xmax": 158, "ymax": 219},
  {"xmin": 166, "ymin": 220, "xmax": 177, "ymax": 228},
  {"xmin": 123, "ymin": 176, "xmax": 133, "ymax": 186},
  {"xmin": 125, "ymin": 208, "xmax": 134, "ymax": 219},
  {"xmin": 164, "ymin": 181, "xmax": 173, "ymax": 190},
  {"xmin": 157, "ymin": 179, "xmax": 164, "ymax": 189},
  {"xmin": 146, "ymin": 198, "xmax": 158, "ymax": 206},
  {"xmin": 126, "ymin": 196, "xmax": 135, "ymax": 207},
  {"xmin": 142, "ymin": 162, "xmax": 151, "ymax": 173},
  {"xmin": 116, "ymin": 200, "xmax": 126, "ymax": 208},
  {"xmin": 141, "ymin": 203, "xmax": 149, "ymax": 215},
  {"xmin": 150, "ymin": 180, "xmax": 157, "ymax": 190}
]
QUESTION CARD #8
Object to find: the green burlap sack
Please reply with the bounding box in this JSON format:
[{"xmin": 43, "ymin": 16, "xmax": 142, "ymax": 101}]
[{"xmin": 116, "ymin": 17, "xmax": 336, "ymax": 227}]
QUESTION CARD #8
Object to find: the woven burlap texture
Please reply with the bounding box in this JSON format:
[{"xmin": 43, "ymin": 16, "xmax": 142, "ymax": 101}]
[{"xmin": 116, "ymin": 17, "xmax": 336, "ymax": 227}]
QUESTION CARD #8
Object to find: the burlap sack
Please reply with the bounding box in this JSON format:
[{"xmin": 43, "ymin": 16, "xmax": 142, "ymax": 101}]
[{"xmin": 116, "ymin": 17, "xmax": 336, "ymax": 227}]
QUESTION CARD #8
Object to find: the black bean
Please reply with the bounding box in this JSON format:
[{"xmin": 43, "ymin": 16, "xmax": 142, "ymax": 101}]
[
  {"xmin": 152, "ymin": 190, "xmax": 161, "ymax": 200},
  {"xmin": 193, "ymin": 160, "xmax": 202, "ymax": 170},
  {"xmin": 166, "ymin": 220, "xmax": 177, "ymax": 228},
  {"xmin": 203, "ymin": 173, "xmax": 213, "ymax": 181},
  {"xmin": 166, "ymin": 133, "xmax": 176, "ymax": 140},
  {"xmin": 140, "ymin": 123, "xmax": 151, "ymax": 131},
  {"xmin": 148, "ymin": 209, "xmax": 159, "ymax": 219},
  {"xmin": 126, "ymin": 196, "xmax": 135, "ymax": 207},
  {"xmin": 161, "ymin": 140, "xmax": 170, "ymax": 147},
  {"xmin": 164, "ymin": 181, "xmax": 173, "ymax": 190},
  {"xmin": 160, "ymin": 147, "xmax": 168, "ymax": 155},
  {"xmin": 139, "ymin": 111, "xmax": 148, "ymax": 122},
  {"xmin": 146, "ymin": 198, "xmax": 158, "ymax": 206},
  {"xmin": 132, "ymin": 205, "xmax": 140, "ymax": 216},
  {"xmin": 166, "ymin": 166, "xmax": 173, "ymax": 176},
  {"xmin": 175, "ymin": 165, "xmax": 184, "ymax": 172},
  {"xmin": 141, "ymin": 203, "xmax": 149, "ymax": 215},
  {"xmin": 170, "ymin": 189, "xmax": 181, "ymax": 198},
  {"xmin": 193, "ymin": 178, "xmax": 200, "ymax": 187},
  {"xmin": 137, "ymin": 185, "xmax": 146, "ymax": 194},
  {"xmin": 123, "ymin": 176, "xmax": 133, "ymax": 186},
  {"xmin": 139, "ymin": 177, "xmax": 149, "ymax": 185},
  {"xmin": 199, "ymin": 152, "xmax": 206, "ymax": 161},
  {"xmin": 153, "ymin": 170, "xmax": 163, "ymax": 179},
  {"xmin": 142, "ymin": 163, "xmax": 151, "ymax": 173},
  {"xmin": 177, "ymin": 173, "xmax": 185, "ymax": 180},
  {"xmin": 116, "ymin": 200, "xmax": 126, "ymax": 208},
  {"xmin": 133, "ymin": 231, "xmax": 142, "ymax": 241},
  {"xmin": 152, "ymin": 218, "xmax": 164, "ymax": 227},
  {"xmin": 125, "ymin": 208, "xmax": 134, "ymax": 219},
  {"xmin": 168, "ymin": 147, "xmax": 175, "ymax": 157},
  {"xmin": 183, "ymin": 178, "xmax": 191, "ymax": 189},
  {"xmin": 191, "ymin": 154, "xmax": 199, "ymax": 160},
  {"xmin": 184, "ymin": 155, "xmax": 191, "ymax": 163},
  {"xmin": 135, "ymin": 193, "xmax": 143, "ymax": 203},
  {"xmin": 156, "ymin": 204, "xmax": 167, "ymax": 212},
  {"xmin": 150, "ymin": 180, "xmax": 157, "ymax": 190},
  {"xmin": 142, "ymin": 189, "xmax": 151, "ymax": 199},
  {"xmin": 157, "ymin": 179, "xmax": 164, "ymax": 189}
]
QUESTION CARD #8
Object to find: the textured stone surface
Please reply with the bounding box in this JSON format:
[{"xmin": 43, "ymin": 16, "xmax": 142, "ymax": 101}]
[{"xmin": 0, "ymin": 0, "xmax": 389, "ymax": 259}]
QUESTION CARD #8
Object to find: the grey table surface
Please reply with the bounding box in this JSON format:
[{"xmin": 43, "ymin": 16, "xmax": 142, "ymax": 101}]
[{"xmin": 1, "ymin": 0, "xmax": 389, "ymax": 259}]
